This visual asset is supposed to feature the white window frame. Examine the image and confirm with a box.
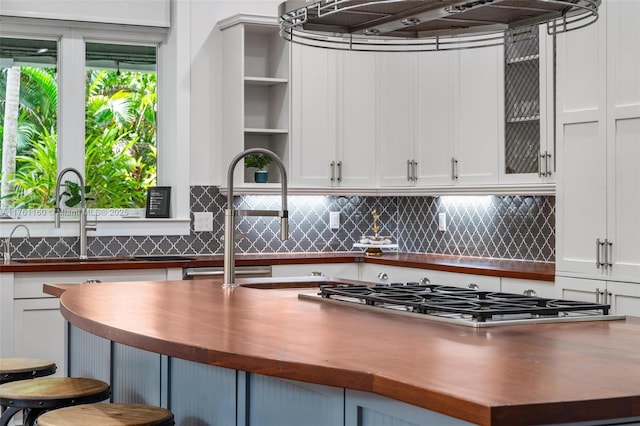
[0,17,190,237]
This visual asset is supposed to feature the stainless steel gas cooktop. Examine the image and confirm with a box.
[299,283,626,328]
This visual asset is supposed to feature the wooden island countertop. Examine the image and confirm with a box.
[48,278,640,426]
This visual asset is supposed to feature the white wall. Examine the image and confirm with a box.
[187,1,281,186]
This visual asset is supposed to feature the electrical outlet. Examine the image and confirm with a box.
[193,212,214,232]
[438,213,447,232]
[329,212,340,230]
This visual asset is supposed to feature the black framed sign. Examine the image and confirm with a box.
[145,186,171,218]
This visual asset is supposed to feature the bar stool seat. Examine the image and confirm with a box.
[37,403,174,426]
[0,377,110,426]
[0,358,56,384]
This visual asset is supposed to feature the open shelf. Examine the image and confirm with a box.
[220,15,290,188]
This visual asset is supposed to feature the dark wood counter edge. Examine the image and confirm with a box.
[363,256,555,282]
[45,281,640,426]
[4,252,554,282]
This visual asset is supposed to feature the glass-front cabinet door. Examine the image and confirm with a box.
[500,26,555,186]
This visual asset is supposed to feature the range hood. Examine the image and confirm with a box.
[278,0,600,51]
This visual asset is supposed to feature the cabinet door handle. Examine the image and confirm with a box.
[596,238,604,268]
[545,152,552,177]
[538,152,545,177]
[330,161,335,182]
[407,160,412,181]
[595,288,601,303]
[337,161,343,182]
[412,160,418,181]
[451,157,458,181]
[604,239,613,270]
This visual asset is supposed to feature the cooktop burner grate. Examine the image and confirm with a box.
[317,284,613,323]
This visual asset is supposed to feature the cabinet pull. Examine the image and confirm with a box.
[604,239,613,270]
[337,161,343,182]
[538,152,545,177]
[407,160,412,181]
[412,160,418,181]
[596,238,604,268]
[595,288,601,303]
[330,161,336,182]
[451,157,458,181]
[538,152,552,177]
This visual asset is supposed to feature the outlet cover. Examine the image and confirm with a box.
[193,212,214,232]
[329,211,340,230]
[438,213,447,232]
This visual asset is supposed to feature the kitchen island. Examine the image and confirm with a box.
[48,278,640,426]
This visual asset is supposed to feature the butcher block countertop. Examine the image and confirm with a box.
[1,252,554,281]
[47,278,639,426]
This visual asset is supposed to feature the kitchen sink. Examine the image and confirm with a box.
[240,281,326,290]
[13,255,197,264]
[14,256,133,263]
[239,277,354,290]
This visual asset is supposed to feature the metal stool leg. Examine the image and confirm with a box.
[24,407,45,426]
[0,406,20,426]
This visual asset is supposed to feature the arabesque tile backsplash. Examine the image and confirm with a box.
[8,186,555,262]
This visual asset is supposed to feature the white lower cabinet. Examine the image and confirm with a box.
[501,277,555,298]
[358,264,502,291]
[271,263,359,280]
[12,298,66,377]
[556,276,640,316]
[5,269,169,375]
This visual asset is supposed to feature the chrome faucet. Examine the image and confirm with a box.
[3,224,30,264]
[224,148,288,287]
[54,167,96,259]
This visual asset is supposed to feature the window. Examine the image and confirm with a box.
[0,37,58,211]
[0,21,161,218]
[84,42,157,209]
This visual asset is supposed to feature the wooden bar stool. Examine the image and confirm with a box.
[0,358,56,384]
[37,403,174,426]
[0,377,110,426]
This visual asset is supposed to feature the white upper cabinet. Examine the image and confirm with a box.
[605,0,640,283]
[376,52,418,187]
[290,45,337,187]
[455,46,502,186]
[336,51,377,187]
[499,26,555,186]
[415,50,456,186]
[556,0,640,283]
[290,47,376,189]
[379,46,502,189]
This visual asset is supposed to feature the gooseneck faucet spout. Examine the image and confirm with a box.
[54,167,96,260]
[224,148,288,287]
[3,224,30,264]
